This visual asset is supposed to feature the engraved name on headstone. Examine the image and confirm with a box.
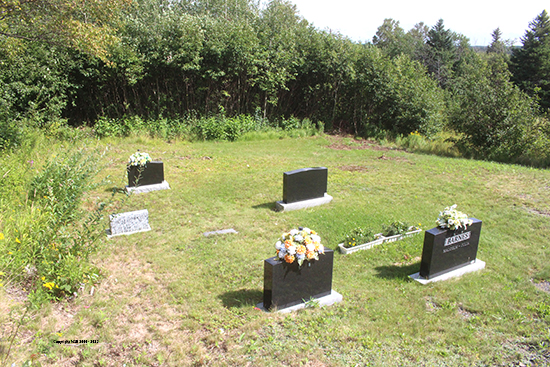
[109,209,151,236]
[283,167,328,203]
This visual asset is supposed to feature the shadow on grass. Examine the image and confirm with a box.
[252,202,277,211]
[374,262,420,280]
[219,288,263,308]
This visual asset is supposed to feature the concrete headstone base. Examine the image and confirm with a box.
[256,290,343,313]
[275,193,333,212]
[410,259,486,284]
[126,181,170,194]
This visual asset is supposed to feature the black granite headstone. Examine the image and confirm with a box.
[263,249,334,310]
[128,161,164,187]
[283,167,328,203]
[419,218,482,279]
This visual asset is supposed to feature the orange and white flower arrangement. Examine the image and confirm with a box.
[275,227,324,266]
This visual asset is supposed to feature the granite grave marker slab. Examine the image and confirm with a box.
[262,248,335,310]
[276,167,333,211]
[418,218,482,279]
[128,161,164,187]
[283,167,327,203]
[109,209,151,236]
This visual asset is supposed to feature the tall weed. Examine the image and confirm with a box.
[0,145,116,306]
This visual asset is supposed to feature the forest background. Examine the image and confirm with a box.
[0,0,550,166]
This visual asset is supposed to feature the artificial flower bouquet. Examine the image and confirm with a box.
[275,227,324,266]
[436,204,473,230]
[128,151,152,167]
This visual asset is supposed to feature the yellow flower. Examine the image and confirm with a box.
[15,238,21,244]
[57,332,63,337]
[43,282,55,290]
[41,276,45,281]
[8,251,12,255]
[0,233,4,240]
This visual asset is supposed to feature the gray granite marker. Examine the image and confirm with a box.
[109,209,151,236]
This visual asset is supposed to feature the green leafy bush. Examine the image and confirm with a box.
[448,54,541,163]
[0,146,113,306]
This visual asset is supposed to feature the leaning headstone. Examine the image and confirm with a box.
[275,167,333,211]
[410,218,485,284]
[108,209,151,237]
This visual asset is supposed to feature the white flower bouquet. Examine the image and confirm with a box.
[436,204,473,230]
[128,151,152,167]
[275,227,324,267]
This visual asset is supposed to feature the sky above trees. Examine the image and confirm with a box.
[287,0,547,46]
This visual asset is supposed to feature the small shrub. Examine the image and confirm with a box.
[94,116,131,138]
[343,228,378,248]
[382,221,411,237]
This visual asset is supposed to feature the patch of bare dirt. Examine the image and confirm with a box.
[533,280,550,294]
[337,165,370,172]
[377,154,415,164]
[457,305,477,320]
[525,207,550,218]
[425,297,441,312]
[326,135,394,151]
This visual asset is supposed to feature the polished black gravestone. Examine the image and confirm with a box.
[419,218,482,279]
[127,161,164,187]
[283,167,328,203]
[263,249,334,310]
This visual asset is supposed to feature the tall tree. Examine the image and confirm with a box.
[425,19,456,87]
[486,28,509,55]
[407,22,429,63]
[255,0,304,117]
[509,10,550,110]
[372,18,411,58]
[0,0,131,61]
[449,52,538,161]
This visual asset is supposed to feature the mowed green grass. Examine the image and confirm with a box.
[3,134,550,366]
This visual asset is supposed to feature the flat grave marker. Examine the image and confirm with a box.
[108,209,151,237]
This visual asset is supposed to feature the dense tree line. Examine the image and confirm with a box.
[0,0,549,164]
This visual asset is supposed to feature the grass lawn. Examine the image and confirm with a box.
[2,134,550,366]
